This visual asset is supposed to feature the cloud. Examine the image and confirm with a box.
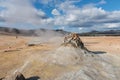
[0,0,48,27]
[37,0,52,5]
[51,9,60,16]
[103,23,120,28]
[81,0,106,9]
[0,0,120,32]
[78,27,83,30]
[98,0,106,5]
[51,0,120,32]
[0,17,5,22]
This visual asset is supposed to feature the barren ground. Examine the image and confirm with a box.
[0,35,120,79]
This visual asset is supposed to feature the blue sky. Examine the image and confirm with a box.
[0,0,120,33]
[33,0,120,17]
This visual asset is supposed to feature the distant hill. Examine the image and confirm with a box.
[0,27,68,36]
[80,30,120,36]
[0,27,120,36]
[0,27,36,36]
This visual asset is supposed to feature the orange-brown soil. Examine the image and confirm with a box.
[0,35,120,79]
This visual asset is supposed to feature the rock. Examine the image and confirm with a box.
[63,33,85,48]
[62,33,90,52]
[2,72,26,80]
[14,72,26,80]
[0,77,4,80]
[27,44,36,46]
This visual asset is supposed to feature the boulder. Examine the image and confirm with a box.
[2,72,26,80]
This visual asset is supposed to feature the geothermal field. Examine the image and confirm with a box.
[0,34,120,80]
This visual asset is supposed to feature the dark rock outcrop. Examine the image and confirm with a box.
[2,72,25,80]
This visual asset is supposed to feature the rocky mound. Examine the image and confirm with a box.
[51,46,93,65]
[46,33,92,65]
[43,33,120,80]
[54,53,120,80]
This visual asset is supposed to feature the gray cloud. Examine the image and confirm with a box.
[0,0,48,26]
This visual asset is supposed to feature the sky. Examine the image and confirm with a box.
[0,0,120,33]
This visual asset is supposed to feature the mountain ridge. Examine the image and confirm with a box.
[0,27,120,36]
